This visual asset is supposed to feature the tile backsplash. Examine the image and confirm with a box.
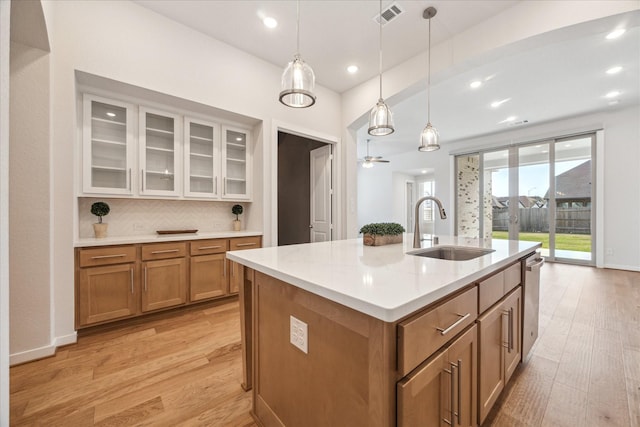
[79,198,248,238]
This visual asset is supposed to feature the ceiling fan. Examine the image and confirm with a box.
[359,139,390,168]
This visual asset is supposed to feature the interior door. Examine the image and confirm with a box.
[309,145,332,242]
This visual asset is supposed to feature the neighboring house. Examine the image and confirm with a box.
[544,160,592,208]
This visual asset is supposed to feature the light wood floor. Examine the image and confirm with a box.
[10,264,640,426]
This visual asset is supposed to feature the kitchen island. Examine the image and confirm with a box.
[226,236,540,426]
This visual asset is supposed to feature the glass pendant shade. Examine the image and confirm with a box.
[418,122,440,151]
[279,54,316,108]
[362,160,374,169]
[368,98,395,136]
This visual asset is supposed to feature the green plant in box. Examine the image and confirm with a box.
[360,222,405,246]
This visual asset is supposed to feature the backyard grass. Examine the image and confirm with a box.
[491,231,591,252]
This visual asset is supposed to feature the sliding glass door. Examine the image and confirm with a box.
[456,134,595,265]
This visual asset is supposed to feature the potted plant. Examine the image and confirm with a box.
[232,204,243,231]
[91,201,110,238]
[359,222,405,246]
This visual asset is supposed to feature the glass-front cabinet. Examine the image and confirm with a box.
[184,118,219,198]
[139,108,182,197]
[82,94,135,194]
[222,126,251,200]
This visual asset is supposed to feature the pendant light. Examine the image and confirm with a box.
[279,0,316,108]
[419,7,439,152]
[367,0,394,136]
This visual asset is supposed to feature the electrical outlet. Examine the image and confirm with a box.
[290,315,308,354]
[605,248,614,256]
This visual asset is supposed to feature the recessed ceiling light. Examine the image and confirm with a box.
[421,170,427,174]
[542,150,549,154]
[565,143,572,147]
[263,17,278,29]
[605,90,621,98]
[606,66,623,75]
[606,28,625,39]
[347,65,358,74]
[498,116,517,124]
[490,98,511,108]
[106,112,116,117]
[470,80,482,89]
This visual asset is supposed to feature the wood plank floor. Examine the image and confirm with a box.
[10,263,640,426]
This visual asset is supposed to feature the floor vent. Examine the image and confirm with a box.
[374,2,404,26]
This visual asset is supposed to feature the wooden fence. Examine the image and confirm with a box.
[492,208,591,234]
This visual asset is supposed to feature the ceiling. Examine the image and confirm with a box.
[133,1,640,161]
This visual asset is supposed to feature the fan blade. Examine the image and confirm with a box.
[370,158,390,163]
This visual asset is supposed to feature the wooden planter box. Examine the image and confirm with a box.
[363,234,403,246]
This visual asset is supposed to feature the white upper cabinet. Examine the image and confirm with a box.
[222,126,251,200]
[139,107,182,197]
[184,117,219,198]
[82,94,135,195]
[80,94,252,201]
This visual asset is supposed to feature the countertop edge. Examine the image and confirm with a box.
[75,230,263,247]
[226,241,540,322]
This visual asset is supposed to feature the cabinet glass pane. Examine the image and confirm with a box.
[225,129,247,195]
[189,122,215,195]
[145,113,175,192]
[90,101,127,189]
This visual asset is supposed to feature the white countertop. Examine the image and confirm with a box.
[226,235,540,322]
[75,230,263,247]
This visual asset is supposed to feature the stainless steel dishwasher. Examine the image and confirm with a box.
[523,251,544,361]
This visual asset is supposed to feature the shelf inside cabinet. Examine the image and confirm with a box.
[190,152,213,159]
[147,170,175,177]
[146,127,174,137]
[227,157,246,164]
[190,174,214,179]
[92,117,126,127]
[92,165,127,172]
[92,138,126,146]
[226,177,246,183]
[226,142,246,150]
[146,146,174,153]
[190,135,213,142]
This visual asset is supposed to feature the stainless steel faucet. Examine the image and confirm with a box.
[413,196,447,248]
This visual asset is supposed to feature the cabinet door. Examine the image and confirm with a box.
[190,253,227,301]
[503,287,522,383]
[184,117,219,198]
[447,325,477,427]
[82,94,135,195]
[397,349,449,427]
[142,258,187,312]
[78,263,136,326]
[139,107,182,196]
[222,126,251,200]
[229,260,243,294]
[478,299,506,425]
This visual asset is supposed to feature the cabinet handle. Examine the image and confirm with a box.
[526,257,545,271]
[90,254,127,260]
[150,249,180,254]
[235,242,257,247]
[141,169,144,192]
[456,359,462,425]
[509,307,514,352]
[130,267,134,294]
[214,176,217,195]
[502,311,510,349]
[128,168,132,191]
[443,367,453,426]
[144,266,148,292]
[436,313,471,336]
[198,245,222,250]
[223,260,227,278]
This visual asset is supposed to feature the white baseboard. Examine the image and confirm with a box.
[603,263,640,272]
[10,332,77,366]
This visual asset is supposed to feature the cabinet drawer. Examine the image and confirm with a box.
[229,236,261,251]
[141,242,187,260]
[398,286,478,376]
[190,239,228,255]
[478,271,504,314]
[503,262,521,294]
[79,245,136,267]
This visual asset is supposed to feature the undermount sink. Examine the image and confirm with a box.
[408,246,495,261]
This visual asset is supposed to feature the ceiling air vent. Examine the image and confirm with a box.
[374,2,404,26]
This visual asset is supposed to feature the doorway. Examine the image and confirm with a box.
[277,132,332,246]
[456,133,596,265]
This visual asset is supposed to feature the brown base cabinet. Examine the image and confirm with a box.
[478,286,522,424]
[75,235,261,328]
[397,324,477,427]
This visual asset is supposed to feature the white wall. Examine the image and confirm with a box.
[1,0,11,422]
[342,1,640,239]
[9,41,52,362]
[363,106,640,271]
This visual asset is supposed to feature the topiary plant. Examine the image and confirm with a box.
[232,204,243,221]
[91,201,110,224]
[359,222,405,236]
